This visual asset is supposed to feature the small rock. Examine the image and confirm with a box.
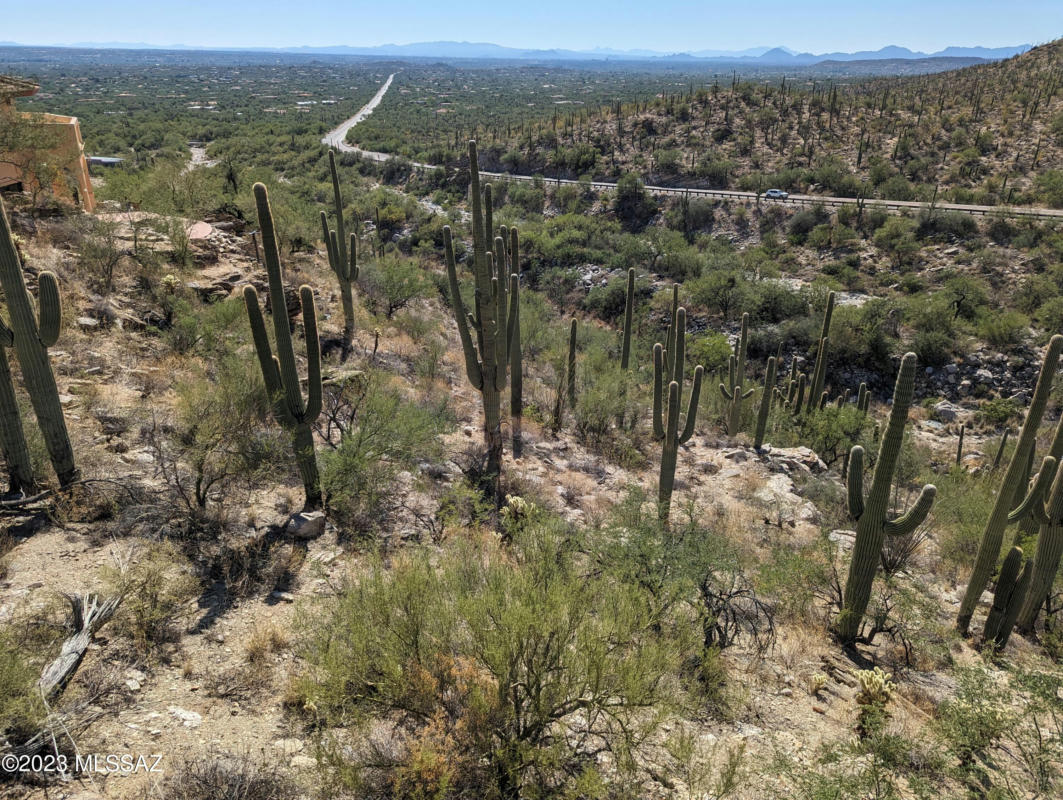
[779,688,794,698]
[697,460,721,475]
[168,706,202,728]
[933,401,963,422]
[76,316,100,331]
[270,590,296,603]
[290,754,316,769]
[286,510,326,540]
[813,705,826,714]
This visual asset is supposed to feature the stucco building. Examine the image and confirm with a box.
[0,74,96,211]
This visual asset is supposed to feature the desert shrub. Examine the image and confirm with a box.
[1037,296,1063,335]
[150,355,286,514]
[296,516,694,798]
[359,258,433,319]
[583,270,649,323]
[688,270,754,321]
[929,469,999,571]
[935,666,1016,771]
[507,180,544,214]
[746,280,807,324]
[787,206,830,245]
[688,331,734,374]
[160,751,300,800]
[873,216,920,268]
[0,632,44,745]
[978,310,1029,349]
[978,397,1019,427]
[784,406,873,467]
[103,541,201,656]
[319,371,449,535]
[614,173,657,231]
[911,330,954,367]
[828,300,899,376]
[593,491,773,706]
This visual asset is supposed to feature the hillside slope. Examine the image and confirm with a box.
[482,39,1063,208]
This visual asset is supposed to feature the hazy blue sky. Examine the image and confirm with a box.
[4,1,1061,53]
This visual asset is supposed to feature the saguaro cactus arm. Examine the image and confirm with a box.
[1007,457,1057,524]
[444,226,484,391]
[883,484,937,536]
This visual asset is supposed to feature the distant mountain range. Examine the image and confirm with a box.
[1,40,1033,64]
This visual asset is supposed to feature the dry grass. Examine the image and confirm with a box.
[245,622,290,665]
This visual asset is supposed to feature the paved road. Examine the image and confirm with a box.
[320,72,397,158]
[321,75,1063,221]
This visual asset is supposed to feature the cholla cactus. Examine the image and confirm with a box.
[161,274,180,294]
[958,335,1063,634]
[854,667,895,707]
[835,353,936,643]
[808,672,828,696]
[500,494,536,529]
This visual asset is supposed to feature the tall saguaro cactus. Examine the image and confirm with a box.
[806,291,835,414]
[0,197,77,487]
[620,267,635,370]
[244,183,323,510]
[321,150,358,359]
[957,335,1063,634]
[506,229,523,459]
[835,353,936,643]
[653,307,703,521]
[719,313,753,436]
[753,356,777,451]
[443,141,519,490]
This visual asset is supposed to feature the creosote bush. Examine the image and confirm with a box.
[295,512,699,799]
[319,370,450,535]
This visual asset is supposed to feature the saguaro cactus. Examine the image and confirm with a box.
[857,382,870,414]
[958,335,1063,634]
[321,150,358,359]
[719,313,753,436]
[442,141,519,490]
[620,267,635,370]
[982,546,1032,650]
[244,183,323,510]
[506,229,523,459]
[652,307,703,521]
[567,318,577,409]
[0,197,77,486]
[0,343,34,493]
[835,353,936,643]
[753,355,777,451]
[1015,413,1063,633]
[806,292,835,414]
